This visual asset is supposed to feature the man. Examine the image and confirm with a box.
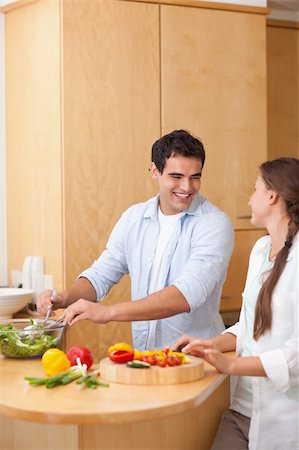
[38,130,234,350]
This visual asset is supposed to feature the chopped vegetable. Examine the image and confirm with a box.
[107,343,187,367]
[0,322,58,358]
[136,348,187,367]
[25,364,87,388]
[42,348,71,376]
[67,346,93,369]
[109,349,135,364]
[126,360,151,369]
[108,342,133,354]
[76,372,109,389]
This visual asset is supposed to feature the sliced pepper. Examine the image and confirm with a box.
[109,349,134,364]
[42,348,71,377]
[108,342,133,354]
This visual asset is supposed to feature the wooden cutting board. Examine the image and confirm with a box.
[99,356,204,385]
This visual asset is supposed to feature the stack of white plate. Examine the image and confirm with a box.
[0,288,33,319]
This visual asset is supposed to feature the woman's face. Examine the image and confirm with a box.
[249,175,272,227]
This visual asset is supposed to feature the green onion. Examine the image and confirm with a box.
[25,364,87,389]
[76,372,109,389]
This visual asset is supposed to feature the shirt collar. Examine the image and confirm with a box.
[143,193,205,219]
[257,233,298,262]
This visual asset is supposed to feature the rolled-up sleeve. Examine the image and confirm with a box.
[259,337,299,392]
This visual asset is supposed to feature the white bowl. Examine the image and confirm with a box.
[0,288,33,319]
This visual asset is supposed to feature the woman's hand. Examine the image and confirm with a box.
[172,336,234,374]
[200,347,233,374]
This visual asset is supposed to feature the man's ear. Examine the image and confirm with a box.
[149,162,159,179]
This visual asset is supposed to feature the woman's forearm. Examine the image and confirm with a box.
[228,355,266,376]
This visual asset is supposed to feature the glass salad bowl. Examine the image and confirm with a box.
[0,318,65,359]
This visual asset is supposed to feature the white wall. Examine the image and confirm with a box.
[0,12,7,286]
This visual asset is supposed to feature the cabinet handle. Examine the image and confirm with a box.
[221,295,231,299]
[237,215,251,219]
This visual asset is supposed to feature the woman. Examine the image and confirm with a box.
[173,157,299,450]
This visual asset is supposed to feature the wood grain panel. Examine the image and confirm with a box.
[267,24,299,159]
[221,228,266,313]
[62,0,160,358]
[63,0,160,283]
[79,378,229,450]
[99,355,204,385]
[5,0,63,289]
[0,374,229,450]
[161,6,267,228]
[0,415,78,450]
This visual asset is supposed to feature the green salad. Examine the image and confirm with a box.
[0,320,58,358]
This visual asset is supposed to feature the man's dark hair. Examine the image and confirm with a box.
[151,129,205,174]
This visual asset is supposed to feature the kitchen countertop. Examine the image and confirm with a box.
[0,350,234,450]
[0,355,231,425]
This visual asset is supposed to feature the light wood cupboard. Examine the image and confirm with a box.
[161,5,267,229]
[4,0,268,359]
[5,0,160,358]
[221,228,266,315]
[267,20,299,160]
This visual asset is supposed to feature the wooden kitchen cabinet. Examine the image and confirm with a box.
[267,20,299,160]
[5,0,160,358]
[4,0,269,359]
[221,228,266,316]
[161,4,267,229]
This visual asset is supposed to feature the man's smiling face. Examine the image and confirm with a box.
[150,153,202,215]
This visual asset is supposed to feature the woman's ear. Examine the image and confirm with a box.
[269,191,279,205]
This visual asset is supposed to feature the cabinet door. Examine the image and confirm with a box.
[63,0,160,359]
[267,23,299,160]
[221,229,266,313]
[6,0,63,287]
[161,5,267,228]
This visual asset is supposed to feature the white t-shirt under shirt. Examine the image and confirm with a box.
[146,208,184,348]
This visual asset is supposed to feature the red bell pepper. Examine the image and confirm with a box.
[67,346,94,369]
[109,349,134,364]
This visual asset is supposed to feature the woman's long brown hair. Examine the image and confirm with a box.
[253,157,299,340]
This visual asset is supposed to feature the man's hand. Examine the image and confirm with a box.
[37,290,63,315]
[37,278,97,316]
[60,299,112,326]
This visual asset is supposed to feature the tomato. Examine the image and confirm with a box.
[66,346,94,369]
[109,349,134,364]
[136,348,188,367]
[156,358,167,367]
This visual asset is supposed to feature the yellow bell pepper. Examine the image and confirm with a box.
[108,342,133,354]
[133,348,141,360]
[42,348,71,377]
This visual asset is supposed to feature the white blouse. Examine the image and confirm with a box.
[225,234,299,450]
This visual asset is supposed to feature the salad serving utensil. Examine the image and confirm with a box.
[44,316,65,330]
[42,305,53,327]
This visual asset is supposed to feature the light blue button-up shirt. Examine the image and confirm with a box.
[80,193,234,350]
